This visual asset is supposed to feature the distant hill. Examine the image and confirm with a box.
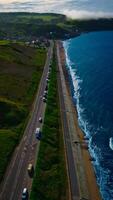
[0,12,113,40]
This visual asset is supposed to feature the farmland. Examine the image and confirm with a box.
[0,41,46,182]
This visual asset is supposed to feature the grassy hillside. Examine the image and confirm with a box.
[30,49,68,200]
[0,13,113,40]
[0,42,46,103]
[0,41,46,182]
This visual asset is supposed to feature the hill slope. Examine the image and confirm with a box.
[0,41,46,182]
[0,13,113,40]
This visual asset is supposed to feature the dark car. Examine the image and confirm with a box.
[45,85,48,91]
[36,132,41,140]
[43,93,47,98]
[43,97,46,102]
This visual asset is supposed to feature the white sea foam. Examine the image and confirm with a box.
[63,40,112,200]
[109,137,113,150]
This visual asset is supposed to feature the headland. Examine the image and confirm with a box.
[0,12,113,40]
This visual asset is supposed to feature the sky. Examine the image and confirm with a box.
[0,0,113,19]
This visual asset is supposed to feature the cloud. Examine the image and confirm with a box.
[0,0,113,20]
[62,9,113,19]
[0,0,23,3]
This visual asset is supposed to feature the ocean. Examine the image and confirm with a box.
[63,31,113,200]
[1,0,113,198]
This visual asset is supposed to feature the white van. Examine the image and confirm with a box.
[35,127,41,140]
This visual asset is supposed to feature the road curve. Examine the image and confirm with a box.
[0,42,53,200]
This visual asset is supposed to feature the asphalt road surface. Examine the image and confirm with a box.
[0,42,53,200]
[56,42,80,200]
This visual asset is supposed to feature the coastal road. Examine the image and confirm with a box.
[0,42,53,200]
[56,41,80,200]
[56,41,102,200]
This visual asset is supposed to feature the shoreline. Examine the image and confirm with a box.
[58,40,102,200]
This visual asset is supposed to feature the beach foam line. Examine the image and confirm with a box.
[63,40,112,199]
[109,137,113,150]
[59,40,102,199]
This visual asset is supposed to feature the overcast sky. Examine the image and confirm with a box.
[0,0,113,19]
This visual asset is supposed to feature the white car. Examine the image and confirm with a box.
[44,90,48,95]
[35,127,41,140]
[22,188,28,200]
[39,117,42,123]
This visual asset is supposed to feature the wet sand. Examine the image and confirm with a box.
[58,40,102,200]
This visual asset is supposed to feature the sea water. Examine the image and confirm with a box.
[63,31,113,200]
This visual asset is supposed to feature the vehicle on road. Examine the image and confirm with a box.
[27,163,34,177]
[39,117,42,123]
[43,97,46,103]
[47,73,50,78]
[47,71,50,76]
[45,85,48,91]
[35,127,41,140]
[44,90,48,95]
[43,92,47,98]
[22,188,29,200]
[46,78,49,83]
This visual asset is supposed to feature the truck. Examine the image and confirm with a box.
[27,163,34,177]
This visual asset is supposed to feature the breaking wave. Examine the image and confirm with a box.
[63,35,113,199]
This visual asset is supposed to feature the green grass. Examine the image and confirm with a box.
[18,14,58,22]
[0,42,47,182]
[33,49,47,66]
[30,49,68,200]
[0,129,19,182]
[0,40,10,45]
[0,98,27,128]
[0,44,46,103]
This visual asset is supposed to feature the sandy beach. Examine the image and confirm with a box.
[58,40,102,200]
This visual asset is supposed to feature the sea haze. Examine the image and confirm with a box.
[63,31,113,200]
[0,0,113,19]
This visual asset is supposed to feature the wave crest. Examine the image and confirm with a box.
[109,137,113,150]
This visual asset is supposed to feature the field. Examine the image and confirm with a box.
[30,50,68,200]
[0,41,46,182]
[17,13,61,22]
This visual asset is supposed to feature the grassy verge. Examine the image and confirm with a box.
[30,49,68,200]
[0,42,46,182]
[0,129,18,181]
